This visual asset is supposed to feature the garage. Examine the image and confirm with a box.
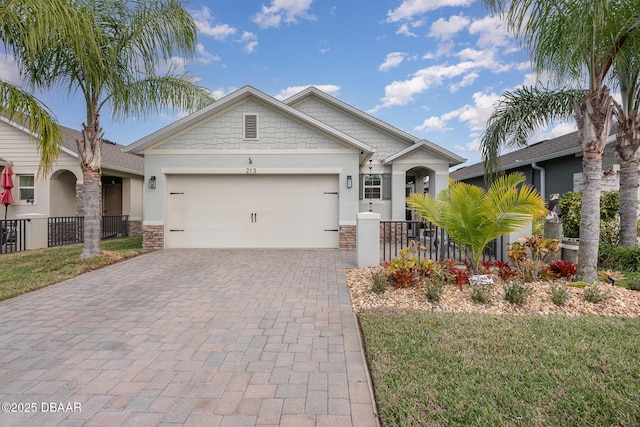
[166,174,339,248]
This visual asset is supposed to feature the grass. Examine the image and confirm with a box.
[0,237,149,301]
[360,310,640,427]
[618,272,640,291]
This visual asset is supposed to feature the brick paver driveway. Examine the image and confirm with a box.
[0,249,378,426]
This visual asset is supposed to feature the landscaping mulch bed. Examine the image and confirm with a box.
[347,266,640,318]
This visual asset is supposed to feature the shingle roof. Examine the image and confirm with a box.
[60,126,144,174]
[450,131,581,181]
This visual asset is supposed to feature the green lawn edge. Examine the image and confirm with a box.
[0,237,150,301]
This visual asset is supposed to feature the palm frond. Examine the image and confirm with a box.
[0,80,62,176]
[480,86,585,178]
[108,75,215,121]
[407,173,546,270]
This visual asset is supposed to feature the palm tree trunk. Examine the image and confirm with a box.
[78,117,103,258]
[619,158,639,247]
[81,166,101,258]
[577,150,603,281]
[616,117,640,248]
[575,87,613,282]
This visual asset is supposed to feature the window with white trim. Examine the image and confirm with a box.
[18,174,35,201]
[244,113,258,140]
[363,174,382,199]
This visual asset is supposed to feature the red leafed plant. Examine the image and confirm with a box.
[450,267,470,291]
[547,259,577,278]
[494,260,518,280]
[480,260,494,274]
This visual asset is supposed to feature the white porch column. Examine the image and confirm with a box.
[429,167,449,196]
[357,212,381,267]
[391,168,406,221]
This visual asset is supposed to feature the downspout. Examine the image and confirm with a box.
[531,162,545,199]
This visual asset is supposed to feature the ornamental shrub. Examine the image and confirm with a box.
[558,190,621,244]
[599,244,640,272]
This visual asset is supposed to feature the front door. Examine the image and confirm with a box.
[102,177,123,216]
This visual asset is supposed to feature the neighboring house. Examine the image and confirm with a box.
[0,116,144,235]
[125,86,465,250]
[449,130,620,201]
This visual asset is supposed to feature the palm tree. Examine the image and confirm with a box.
[12,0,215,257]
[406,173,546,273]
[480,0,640,282]
[0,0,95,175]
[612,45,640,248]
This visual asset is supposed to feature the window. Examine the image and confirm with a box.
[18,174,35,201]
[363,174,382,199]
[244,113,258,139]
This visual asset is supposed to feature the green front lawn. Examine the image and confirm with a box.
[0,237,149,301]
[360,310,640,427]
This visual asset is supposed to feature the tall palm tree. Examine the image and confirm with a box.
[406,173,546,273]
[12,0,215,258]
[612,44,640,248]
[480,0,640,282]
[0,0,95,175]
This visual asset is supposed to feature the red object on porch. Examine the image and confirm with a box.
[1,165,14,220]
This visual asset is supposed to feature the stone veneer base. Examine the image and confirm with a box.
[142,225,164,250]
[339,225,356,251]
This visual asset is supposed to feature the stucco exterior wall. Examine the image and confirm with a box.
[0,120,82,219]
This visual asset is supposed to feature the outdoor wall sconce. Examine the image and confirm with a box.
[148,176,156,189]
[347,175,352,188]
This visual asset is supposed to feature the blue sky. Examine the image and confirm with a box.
[1,0,579,168]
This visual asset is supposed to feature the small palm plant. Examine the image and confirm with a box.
[406,172,546,274]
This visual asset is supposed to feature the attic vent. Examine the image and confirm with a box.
[244,113,258,140]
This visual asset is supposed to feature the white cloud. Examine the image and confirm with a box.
[156,56,187,75]
[0,54,21,85]
[238,32,259,54]
[386,0,475,23]
[396,23,418,37]
[531,122,577,143]
[195,43,221,65]
[429,14,470,41]
[456,48,487,62]
[274,84,340,100]
[252,0,315,29]
[455,137,481,152]
[450,72,478,92]
[379,52,407,72]
[192,7,237,41]
[244,41,259,54]
[468,15,511,48]
[414,116,452,132]
[210,87,238,100]
[456,91,501,130]
[371,61,483,112]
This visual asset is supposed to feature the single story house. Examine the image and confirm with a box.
[125,85,465,250]
[0,116,144,234]
[449,130,620,201]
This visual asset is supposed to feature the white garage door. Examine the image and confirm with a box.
[167,174,339,248]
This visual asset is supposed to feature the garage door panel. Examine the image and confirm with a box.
[167,175,339,248]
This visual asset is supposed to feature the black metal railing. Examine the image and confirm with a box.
[1,219,28,254]
[102,215,129,240]
[381,220,506,263]
[49,216,84,247]
[48,215,129,247]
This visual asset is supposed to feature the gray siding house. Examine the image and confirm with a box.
[450,130,618,201]
[125,86,465,250]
